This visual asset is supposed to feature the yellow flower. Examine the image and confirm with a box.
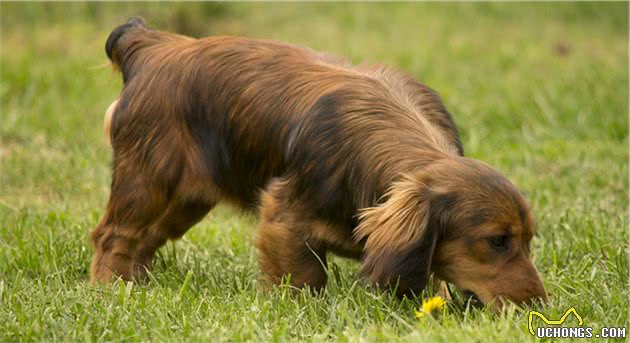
[415,296,446,319]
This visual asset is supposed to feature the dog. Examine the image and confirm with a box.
[91,17,547,310]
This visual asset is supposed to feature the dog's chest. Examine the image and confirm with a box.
[310,220,364,259]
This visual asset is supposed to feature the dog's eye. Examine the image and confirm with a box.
[488,235,509,252]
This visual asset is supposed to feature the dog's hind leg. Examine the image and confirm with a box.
[255,179,329,291]
[90,160,218,282]
[133,199,215,277]
[90,168,170,283]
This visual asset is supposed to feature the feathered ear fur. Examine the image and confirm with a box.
[355,173,439,298]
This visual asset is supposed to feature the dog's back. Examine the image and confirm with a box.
[105,20,462,220]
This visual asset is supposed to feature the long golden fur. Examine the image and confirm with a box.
[91,18,546,309]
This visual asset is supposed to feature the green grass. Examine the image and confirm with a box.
[1,2,628,342]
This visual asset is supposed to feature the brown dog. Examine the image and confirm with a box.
[91,18,546,310]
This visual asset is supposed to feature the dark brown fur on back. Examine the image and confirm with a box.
[92,18,545,308]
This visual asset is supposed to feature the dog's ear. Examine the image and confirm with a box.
[355,173,439,299]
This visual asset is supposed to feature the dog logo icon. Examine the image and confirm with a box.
[528,307,583,336]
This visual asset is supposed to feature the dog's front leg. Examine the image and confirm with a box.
[255,180,329,291]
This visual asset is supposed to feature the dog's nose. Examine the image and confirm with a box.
[526,281,548,305]
[520,262,548,305]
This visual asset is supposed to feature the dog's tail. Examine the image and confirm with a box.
[103,18,195,143]
[103,17,144,145]
[105,17,193,82]
[104,17,153,145]
[105,17,150,82]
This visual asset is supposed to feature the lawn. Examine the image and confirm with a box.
[1,2,628,342]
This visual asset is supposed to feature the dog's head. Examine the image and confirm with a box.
[355,156,546,310]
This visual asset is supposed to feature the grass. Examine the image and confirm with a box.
[1,2,628,342]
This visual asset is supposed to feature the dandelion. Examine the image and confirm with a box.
[415,296,446,319]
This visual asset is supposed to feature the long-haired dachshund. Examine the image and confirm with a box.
[92,18,547,310]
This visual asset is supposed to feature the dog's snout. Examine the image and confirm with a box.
[518,261,548,305]
[524,277,548,305]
